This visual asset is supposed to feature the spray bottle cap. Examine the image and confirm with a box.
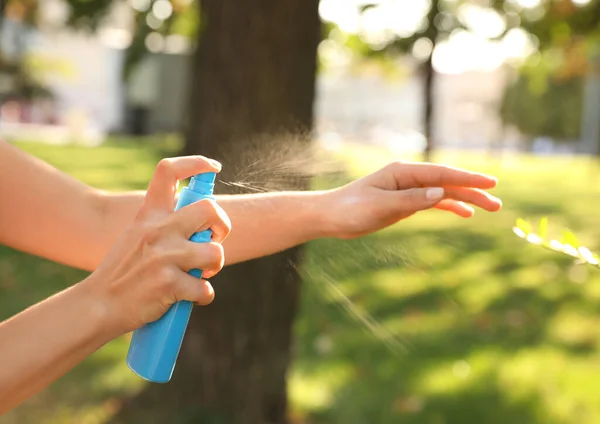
[188,172,216,195]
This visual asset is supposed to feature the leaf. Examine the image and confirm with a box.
[561,228,580,248]
[516,218,532,235]
[513,227,526,239]
[538,217,548,240]
[526,233,543,245]
[562,244,580,258]
[359,3,378,13]
[513,220,600,270]
[549,240,563,251]
[578,246,599,265]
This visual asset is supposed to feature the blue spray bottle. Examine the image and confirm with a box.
[126,172,216,383]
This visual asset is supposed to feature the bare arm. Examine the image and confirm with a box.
[0,281,111,414]
[0,140,501,272]
[0,141,328,271]
[0,141,107,270]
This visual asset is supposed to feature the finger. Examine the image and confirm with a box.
[393,186,447,214]
[442,187,502,212]
[170,199,232,243]
[434,199,475,218]
[385,162,498,190]
[143,156,221,211]
[174,242,224,278]
[174,273,215,306]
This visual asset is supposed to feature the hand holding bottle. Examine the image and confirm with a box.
[83,156,231,337]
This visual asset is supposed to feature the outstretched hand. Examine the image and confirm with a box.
[322,161,502,239]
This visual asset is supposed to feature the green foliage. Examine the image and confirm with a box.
[500,64,584,141]
[522,0,600,50]
[63,0,115,31]
[123,2,200,79]
[497,0,600,141]
[2,0,200,80]
[3,0,38,26]
[514,217,600,268]
[0,55,54,101]
[0,1,51,100]
[333,0,600,144]
[343,0,523,60]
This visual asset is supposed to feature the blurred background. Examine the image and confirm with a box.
[2,0,600,423]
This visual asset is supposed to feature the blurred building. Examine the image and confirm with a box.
[315,66,515,153]
[0,0,129,145]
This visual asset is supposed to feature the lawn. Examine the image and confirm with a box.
[3,138,600,424]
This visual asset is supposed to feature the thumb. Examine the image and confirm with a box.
[397,187,445,212]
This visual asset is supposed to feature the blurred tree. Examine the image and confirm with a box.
[500,52,584,144]
[346,0,445,161]
[65,0,200,79]
[499,0,600,148]
[327,0,525,161]
[522,0,600,57]
[0,0,52,104]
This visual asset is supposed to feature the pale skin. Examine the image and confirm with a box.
[0,140,502,413]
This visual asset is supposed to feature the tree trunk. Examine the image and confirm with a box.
[422,52,435,162]
[112,1,321,423]
[180,0,321,419]
[0,1,6,34]
[422,0,439,163]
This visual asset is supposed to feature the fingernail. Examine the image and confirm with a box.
[426,187,444,200]
[210,160,222,171]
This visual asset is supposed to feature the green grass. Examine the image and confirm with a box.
[3,139,600,423]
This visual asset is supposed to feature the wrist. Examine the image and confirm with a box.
[77,275,127,342]
[310,189,343,239]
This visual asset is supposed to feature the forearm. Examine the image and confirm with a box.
[218,191,329,264]
[0,280,113,414]
[98,190,331,268]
